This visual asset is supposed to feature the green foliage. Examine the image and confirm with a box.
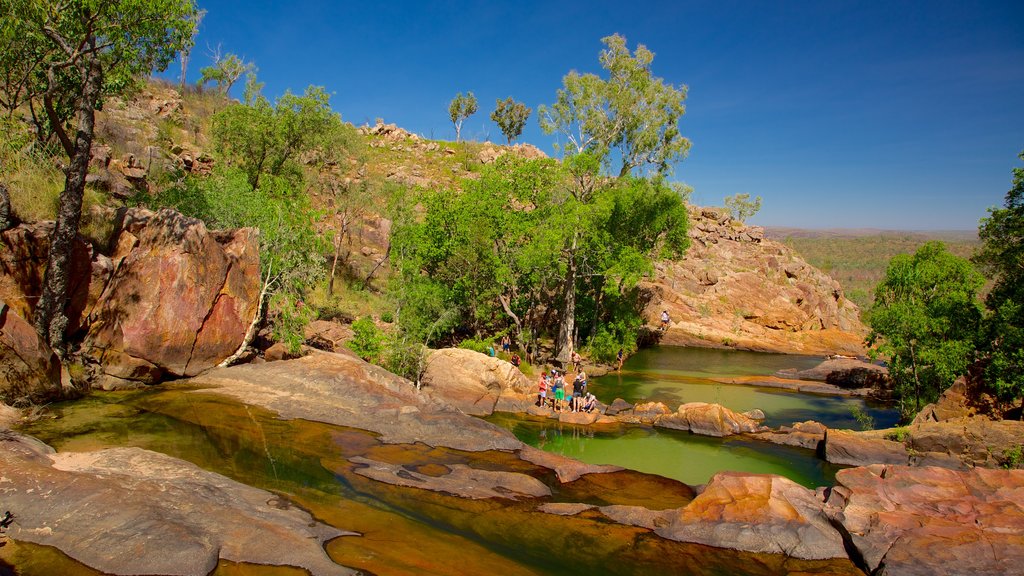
[448,91,477,143]
[1003,445,1023,469]
[868,241,984,420]
[586,319,639,363]
[538,33,690,177]
[975,151,1024,406]
[884,426,910,443]
[212,77,338,189]
[457,337,492,354]
[724,193,762,223]
[490,97,531,144]
[348,316,384,363]
[850,405,875,431]
[198,52,254,95]
[0,0,199,147]
[272,293,316,354]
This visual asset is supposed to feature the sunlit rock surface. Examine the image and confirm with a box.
[0,432,356,576]
[826,464,1024,576]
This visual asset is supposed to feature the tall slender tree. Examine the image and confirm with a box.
[448,91,477,143]
[0,0,198,353]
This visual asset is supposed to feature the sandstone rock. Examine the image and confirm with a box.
[0,221,103,336]
[264,342,300,362]
[351,456,551,500]
[824,429,908,466]
[0,303,66,405]
[538,502,597,516]
[906,419,1024,469]
[825,464,1024,576]
[188,351,523,452]
[655,402,764,437]
[419,348,532,416]
[642,205,866,356]
[0,432,356,576]
[743,408,766,420]
[753,420,828,450]
[912,376,975,424]
[654,472,847,560]
[85,208,260,381]
[558,410,599,425]
[518,445,623,482]
[605,397,634,415]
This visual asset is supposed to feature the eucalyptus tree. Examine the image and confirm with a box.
[490,97,531,144]
[0,0,199,352]
[198,50,253,95]
[448,91,477,143]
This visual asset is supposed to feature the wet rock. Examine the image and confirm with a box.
[825,464,1024,576]
[620,401,671,424]
[0,303,66,405]
[655,402,764,437]
[351,456,550,500]
[656,472,847,560]
[752,420,827,450]
[605,397,634,415]
[419,348,532,416]
[188,351,523,452]
[538,502,596,516]
[558,410,599,425]
[743,408,766,420]
[85,208,260,381]
[518,445,623,483]
[599,504,674,530]
[824,429,908,466]
[0,432,357,576]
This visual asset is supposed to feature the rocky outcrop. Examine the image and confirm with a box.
[85,208,260,388]
[0,431,356,576]
[660,472,846,560]
[419,348,533,415]
[825,464,1024,576]
[823,420,1024,470]
[655,402,765,437]
[187,350,523,452]
[0,221,108,337]
[824,429,910,467]
[0,303,67,405]
[642,206,866,355]
[751,420,827,450]
[777,357,888,388]
[351,456,551,500]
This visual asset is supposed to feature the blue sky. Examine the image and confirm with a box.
[176,1,1024,230]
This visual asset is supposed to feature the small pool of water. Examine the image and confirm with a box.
[594,347,898,429]
[489,413,843,489]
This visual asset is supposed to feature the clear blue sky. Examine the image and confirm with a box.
[175,0,1024,230]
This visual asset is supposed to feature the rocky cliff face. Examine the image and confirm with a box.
[642,206,866,355]
[84,208,261,389]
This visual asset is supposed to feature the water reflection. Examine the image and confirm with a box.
[596,346,898,429]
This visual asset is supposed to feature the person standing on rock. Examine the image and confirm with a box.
[487,343,496,357]
[617,348,624,371]
[571,349,582,372]
[571,374,584,412]
[660,310,670,331]
[537,373,548,407]
[553,373,566,412]
[501,334,510,354]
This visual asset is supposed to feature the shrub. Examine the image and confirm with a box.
[458,337,491,354]
[348,316,384,363]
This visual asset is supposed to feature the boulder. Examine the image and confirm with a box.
[653,472,847,560]
[824,429,908,466]
[906,419,1024,469]
[85,208,260,383]
[825,464,1024,576]
[0,303,66,405]
[912,376,975,424]
[753,420,827,450]
[605,397,634,415]
[187,351,523,452]
[518,445,623,483]
[655,402,764,437]
[350,456,551,500]
[0,432,356,576]
[0,221,105,336]
[303,319,353,352]
[618,401,671,424]
[419,348,532,416]
[558,410,599,425]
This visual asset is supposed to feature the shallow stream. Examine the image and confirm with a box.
[3,347,880,575]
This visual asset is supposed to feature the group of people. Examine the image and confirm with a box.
[536,370,597,413]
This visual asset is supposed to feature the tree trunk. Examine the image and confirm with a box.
[555,237,579,363]
[0,183,12,232]
[219,266,271,368]
[34,57,102,354]
[498,293,524,345]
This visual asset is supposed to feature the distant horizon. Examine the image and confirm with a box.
[172,0,1024,230]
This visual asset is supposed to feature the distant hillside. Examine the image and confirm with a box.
[763,227,981,311]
